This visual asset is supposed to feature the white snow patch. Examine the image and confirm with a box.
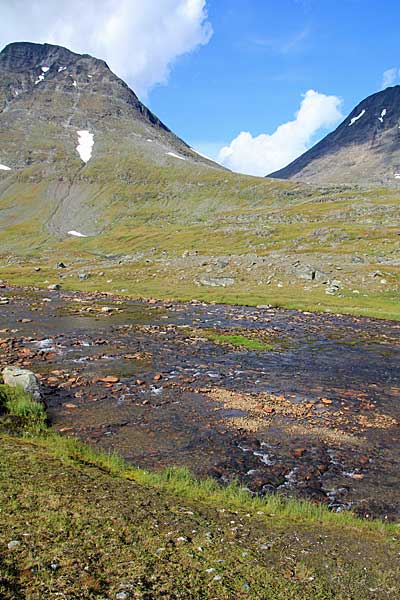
[58,66,67,72]
[67,230,88,238]
[378,108,387,123]
[34,74,45,85]
[0,164,11,171]
[146,138,153,142]
[166,151,186,161]
[394,173,400,179]
[76,130,94,163]
[41,66,50,73]
[349,109,365,126]
[72,80,77,88]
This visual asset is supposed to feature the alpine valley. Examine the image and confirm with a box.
[0,41,398,319]
[1,40,400,600]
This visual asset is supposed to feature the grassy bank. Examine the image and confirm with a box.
[1,386,399,599]
[2,265,400,321]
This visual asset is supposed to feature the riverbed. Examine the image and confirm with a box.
[1,287,399,519]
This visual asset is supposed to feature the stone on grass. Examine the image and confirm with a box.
[2,366,42,402]
[7,540,21,550]
[197,276,234,287]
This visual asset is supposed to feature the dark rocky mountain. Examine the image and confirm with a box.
[268,86,400,185]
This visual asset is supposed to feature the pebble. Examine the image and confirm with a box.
[7,540,21,550]
[99,376,120,383]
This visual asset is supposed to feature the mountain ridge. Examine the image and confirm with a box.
[268,85,400,185]
[0,40,233,182]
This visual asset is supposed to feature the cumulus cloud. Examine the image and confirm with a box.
[0,0,212,97]
[381,67,400,89]
[218,90,343,176]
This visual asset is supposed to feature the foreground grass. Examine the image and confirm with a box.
[0,385,47,433]
[1,387,399,599]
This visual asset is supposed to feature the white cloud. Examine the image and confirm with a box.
[0,0,212,97]
[381,67,400,89]
[218,90,342,176]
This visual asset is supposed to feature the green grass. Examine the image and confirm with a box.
[0,384,47,434]
[1,156,399,321]
[1,384,399,598]
[201,331,274,351]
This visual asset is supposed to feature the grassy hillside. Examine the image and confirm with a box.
[1,158,399,320]
[1,41,399,319]
[1,386,399,599]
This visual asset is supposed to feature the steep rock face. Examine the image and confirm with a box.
[268,86,400,185]
[0,41,170,128]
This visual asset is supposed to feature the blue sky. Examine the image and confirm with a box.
[2,0,400,175]
[147,0,400,168]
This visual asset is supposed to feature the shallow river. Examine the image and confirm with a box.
[1,288,399,519]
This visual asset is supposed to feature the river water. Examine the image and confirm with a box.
[1,288,399,519]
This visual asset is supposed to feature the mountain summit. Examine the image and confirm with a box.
[268,86,400,185]
[0,41,216,173]
[0,41,222,238]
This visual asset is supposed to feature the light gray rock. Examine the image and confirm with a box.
[7,540,21,550]
[292,262,327,282]
[2,366,42,402]
[325,280,341,295]
[101,306,113,313]
[197,276,234,287]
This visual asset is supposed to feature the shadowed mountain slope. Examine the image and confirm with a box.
[269,86,400,185]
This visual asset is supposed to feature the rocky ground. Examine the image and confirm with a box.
[0,286,399,520]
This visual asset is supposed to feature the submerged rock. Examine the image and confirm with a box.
[2,366,42,402]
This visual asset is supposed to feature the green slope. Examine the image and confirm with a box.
[1,387,399,600]
[0,42,399,319]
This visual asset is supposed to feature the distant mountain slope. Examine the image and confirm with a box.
[0,41,218,172]
[268,86,400,185]
[0,41,227,238]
